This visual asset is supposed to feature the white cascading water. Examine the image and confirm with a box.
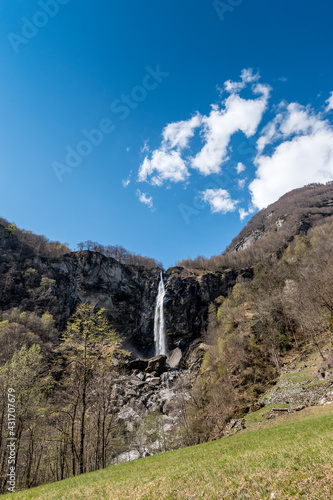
[154,272,167,356]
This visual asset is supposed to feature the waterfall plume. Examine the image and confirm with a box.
[154,272,167,356]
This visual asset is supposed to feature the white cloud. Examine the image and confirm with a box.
[238,178,246,189]
[135,72,333,220]
[224,68,260,94]
[239,208,250,221]
[122,171,132,188]
[136,189,153,209]
[326,92,333,112]
[137,115,201,186]
[191,85,270,175]
[138,69,270,186]
[280,103,325,136]
[241,68,260,84]
[201,188,238,214]
[141,140,150,154]
[256,117,281,154]
[162,113,201,150]
[250,104,333,209]
[257,102,326,155]
[239,203,255,221]
[138,149,189,186]
[252,82,271,100]
[224,79,245,94]
[236,162,246,174]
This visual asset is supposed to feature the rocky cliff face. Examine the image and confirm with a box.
[0,232,241,356]
[47,256,244,356]
[163,267,245,353]
[134,266,244,356]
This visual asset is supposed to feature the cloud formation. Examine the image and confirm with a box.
[138,149,189,186]
[162,113,202,150]
[236,162,246,174]
[136,189,153,209]
[224,68,260,94]
[122,171,132,188]
[190,84,270,175]
[136,72,333,220]
[138,69,270,186]
[251,102,333,209]
[201,188,238,214]
[326,92,333,112]
[239,207,254,221]
[238,178,246,189]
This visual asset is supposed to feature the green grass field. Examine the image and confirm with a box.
[3,404,333,499]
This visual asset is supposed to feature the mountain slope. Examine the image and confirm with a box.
[227,182,333,253]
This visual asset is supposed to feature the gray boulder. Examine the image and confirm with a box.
[169,347,185,368]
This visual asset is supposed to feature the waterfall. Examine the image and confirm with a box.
[154,272,167,356]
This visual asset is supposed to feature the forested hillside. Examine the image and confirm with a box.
[177,182,333,270]
[0,183,333,493]
[183,220,333,441]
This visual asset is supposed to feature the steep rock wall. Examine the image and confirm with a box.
[0,233,242,356]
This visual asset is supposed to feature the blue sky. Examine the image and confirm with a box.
[1,0,333,268]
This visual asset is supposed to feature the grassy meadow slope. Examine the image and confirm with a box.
[3,404,333,500]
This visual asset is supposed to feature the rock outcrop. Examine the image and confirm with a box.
[0,235,240,356]
[128,355,167,375]
[168,348,185,369]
